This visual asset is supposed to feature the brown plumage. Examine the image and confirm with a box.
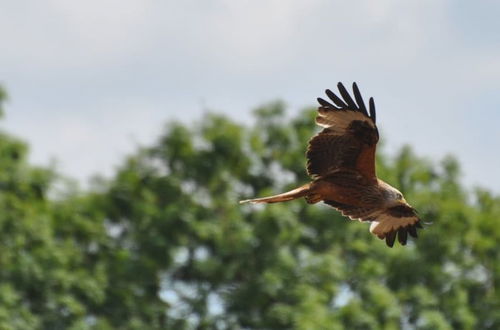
[240,82,423,247]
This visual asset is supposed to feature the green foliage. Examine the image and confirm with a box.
[1,88,500,329]
[0,132,108,329]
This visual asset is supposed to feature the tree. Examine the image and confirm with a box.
[97,102,500,329]
[0,88,499,329]
[0,87,111,330]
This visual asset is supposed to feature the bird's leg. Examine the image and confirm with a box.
[306,181,329,204]
[306,179,345,205]
[305,193,323,204]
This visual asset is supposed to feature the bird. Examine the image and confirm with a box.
[240,82,423,247]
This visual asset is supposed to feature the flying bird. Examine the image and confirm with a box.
[240,82,423,247]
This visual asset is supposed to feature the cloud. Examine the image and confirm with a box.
[1,0,499,190]
[0,0,154,72]
[6,97,164,182]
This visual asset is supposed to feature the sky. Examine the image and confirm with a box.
[1,0,499,191]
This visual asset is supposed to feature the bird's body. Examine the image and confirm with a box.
[240,82,423,247]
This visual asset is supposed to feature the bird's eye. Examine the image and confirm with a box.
[396,193,403,200]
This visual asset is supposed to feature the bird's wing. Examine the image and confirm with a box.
[324,199,379,219]
[307,82,379,182]
[324,201,422,247]
[368,204,422,247]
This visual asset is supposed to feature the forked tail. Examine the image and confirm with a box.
[239,183,311,204]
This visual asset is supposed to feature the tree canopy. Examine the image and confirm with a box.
[0,90,499,329]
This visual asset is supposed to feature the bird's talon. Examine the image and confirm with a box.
[305,194,322,204]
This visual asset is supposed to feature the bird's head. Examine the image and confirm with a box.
[394,189,407,204]
[384,185,408,207]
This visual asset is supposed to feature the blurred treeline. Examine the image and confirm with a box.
[0,88,499,330]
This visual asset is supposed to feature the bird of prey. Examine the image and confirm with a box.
[240,82,423,247]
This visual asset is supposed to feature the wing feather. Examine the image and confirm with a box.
[325,89,348,108]
[352,82,369,117]
[307,135,360,176]
[326,205,422,247]
[369,204,422,247]
[317,97,336,108]
[324,200,379,219]
[337,82,358,109]
[369,97,376,123]
[307,82,379,181]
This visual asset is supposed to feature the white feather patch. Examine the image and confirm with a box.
[369,214,419,238]
[316,110,374,132]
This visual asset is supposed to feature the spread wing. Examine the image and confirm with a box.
[369,204,422,247]
[307,82,379,182]
[324,201,422,247]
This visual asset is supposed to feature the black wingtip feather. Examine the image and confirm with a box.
[319,83,376,123]
[325,89,348,108]
[337,82,358,109]
[398,228,408,245]
[352,82,369,117]
[381,220,423,247]
[369,97,376,123]
[385,231,397,247]
[408,226,418,238]
[317,97,335,108]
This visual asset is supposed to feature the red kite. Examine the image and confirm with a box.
[240,82,422,247]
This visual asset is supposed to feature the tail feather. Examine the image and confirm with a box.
[239,184,311,204]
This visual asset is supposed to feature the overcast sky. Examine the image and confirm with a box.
[1,0,499,191]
